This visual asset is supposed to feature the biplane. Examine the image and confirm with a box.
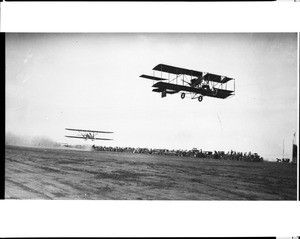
[140,64,235,102]
[65,128,113,141]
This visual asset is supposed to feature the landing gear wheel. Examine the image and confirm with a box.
[212,88,218,96]
[198,96,203,102]
[181,93,185,99]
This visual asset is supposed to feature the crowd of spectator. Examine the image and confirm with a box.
[276,158,290,163]
[91,145,264,162]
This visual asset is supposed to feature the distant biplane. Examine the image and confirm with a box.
[65,128,113,141]
[140,64,235,102]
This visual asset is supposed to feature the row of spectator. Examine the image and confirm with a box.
[91,145,264,162]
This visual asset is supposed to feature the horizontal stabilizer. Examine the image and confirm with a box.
[166,90,179,94]
[140,74,168,81]
[152,88,162,92]
[153,88,179,94]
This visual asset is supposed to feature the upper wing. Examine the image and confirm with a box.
[202,73,234,83]
[202,73,222,83]
[65,128,113,133]
[153,64,203,78]
[152,64,234,84]
[140,74,168,81]
[221,76,234,84]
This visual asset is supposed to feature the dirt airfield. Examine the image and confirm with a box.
[5,145,297,200]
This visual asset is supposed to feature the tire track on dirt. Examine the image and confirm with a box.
[6,178,52,199]
[5,145,297,200]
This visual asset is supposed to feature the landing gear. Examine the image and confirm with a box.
[181,93,185,99]
[198,95,203,102]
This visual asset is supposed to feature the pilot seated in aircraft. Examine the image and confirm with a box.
[201,80,210,90]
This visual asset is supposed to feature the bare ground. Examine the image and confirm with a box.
[5,145,297,200]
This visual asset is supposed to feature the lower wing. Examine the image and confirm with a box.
[65,135,113,140]
[153,82,234,99]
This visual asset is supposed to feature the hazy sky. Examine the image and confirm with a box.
[5,33,298,160]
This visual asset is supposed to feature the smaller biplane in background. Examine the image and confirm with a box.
[65,128,113,141]
[140,64,235,102]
